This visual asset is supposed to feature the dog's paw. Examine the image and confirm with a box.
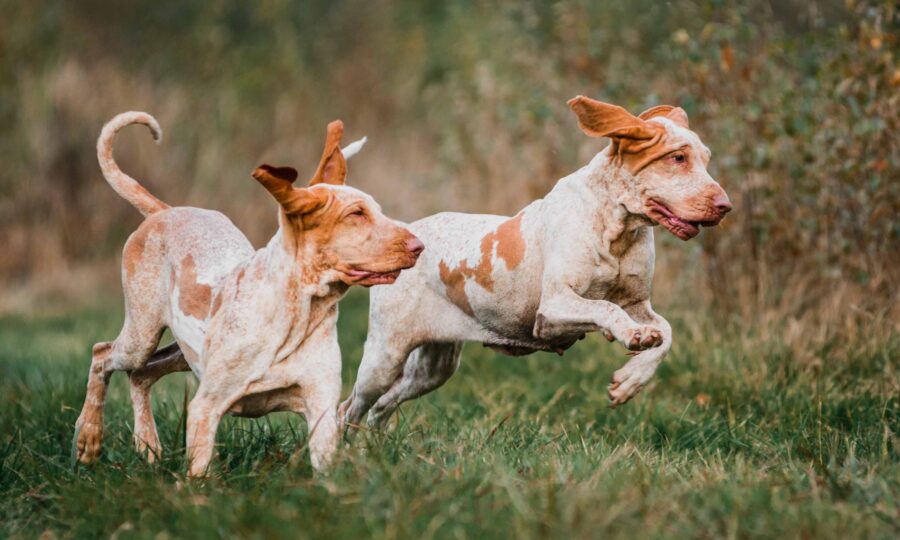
[616,325,663,351]
[133,433,162,463]
[74,417,103,464]
[607,361,656,407]
[336,400,349,428]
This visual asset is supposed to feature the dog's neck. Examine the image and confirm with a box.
[578,148,655,253]
[252,213,350,335]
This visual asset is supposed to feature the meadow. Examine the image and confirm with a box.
[1,290,897,539]
[1,1,898,538]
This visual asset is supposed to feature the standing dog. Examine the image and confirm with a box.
[74,112,423,475]
[341,96,731,430]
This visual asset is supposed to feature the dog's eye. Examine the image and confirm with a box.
[345,209,366,220]
[670,152,687,164]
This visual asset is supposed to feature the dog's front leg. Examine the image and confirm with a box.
[607,301,672,406]
[185,390,226,478]
[304,391,339,472]
[533,287,664,351]
[300,373,341,472]
[184,352,248,477]
[297,329,342,472]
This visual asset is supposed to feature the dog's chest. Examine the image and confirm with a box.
[585,232,652,304]
[224,323,335,418]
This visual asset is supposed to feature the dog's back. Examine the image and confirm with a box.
[121,207,254,360]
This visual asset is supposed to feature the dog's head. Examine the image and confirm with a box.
[568,96,732,240]
[252,121,423,286]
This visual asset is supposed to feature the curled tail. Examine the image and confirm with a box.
[97,112,169,217]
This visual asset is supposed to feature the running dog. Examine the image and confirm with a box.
[340,96,731,431]
[74,113,423,475]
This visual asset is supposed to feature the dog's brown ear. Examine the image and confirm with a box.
[256,164,299,184]
[309,120,347,186]
[638,105,690,129]
[567,96,662,142]
[253,164,327,215]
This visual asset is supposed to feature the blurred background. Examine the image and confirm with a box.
[0,0,896,340]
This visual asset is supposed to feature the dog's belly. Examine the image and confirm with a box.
[483,335,583,356]
[228,386,303,418]
[477,319,584,356]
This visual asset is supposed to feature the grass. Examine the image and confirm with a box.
[1,289,898,539]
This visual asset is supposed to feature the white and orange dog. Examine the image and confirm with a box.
[341,96,732,430]
[74,112,423,475]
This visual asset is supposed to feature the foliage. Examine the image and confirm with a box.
[0,0,896,323]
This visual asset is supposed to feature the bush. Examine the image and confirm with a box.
[0,0,896,328]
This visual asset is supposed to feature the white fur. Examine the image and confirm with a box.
[75,114,419,476]
[340,111,730,430]
[342,136,367,159]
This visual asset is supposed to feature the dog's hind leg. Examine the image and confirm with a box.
[128,342,190,462]
[73,341,114,464]
[339,333,415,438]
[74,310,165,464]
[366,342,463,429]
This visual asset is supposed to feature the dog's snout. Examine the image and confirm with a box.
[405,236,425,257]
[713,193,732,215]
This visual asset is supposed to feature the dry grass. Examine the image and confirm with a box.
[1,1,897,323]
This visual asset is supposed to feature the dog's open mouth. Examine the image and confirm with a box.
[344,268,403,286]
[645,199,721,241]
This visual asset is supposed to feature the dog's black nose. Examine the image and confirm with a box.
[713,194,733,215]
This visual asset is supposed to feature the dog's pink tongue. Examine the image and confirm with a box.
[347,269,403,283]
[646,200,700,240]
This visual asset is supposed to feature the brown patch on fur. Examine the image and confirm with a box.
[438,214,526,315]
[438,260,474,316]
[178,254,213,320]
[494,213,525,270]
[473,234,496,291]
[123,219,164,276]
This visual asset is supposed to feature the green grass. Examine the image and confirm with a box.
[1,290,898,539]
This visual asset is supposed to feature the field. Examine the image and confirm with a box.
[1,290,897,539]
[1,1,898,538]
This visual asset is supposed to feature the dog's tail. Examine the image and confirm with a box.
[97,112,169,217]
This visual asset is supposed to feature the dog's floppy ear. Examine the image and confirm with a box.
[253,164,327,215]
[567,96,663,143]
[309,120,347,186]
[638,105,690,129]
